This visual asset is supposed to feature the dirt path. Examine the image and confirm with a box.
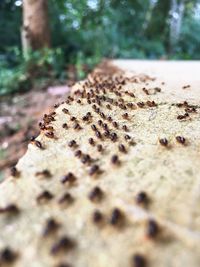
[0,85,70,180]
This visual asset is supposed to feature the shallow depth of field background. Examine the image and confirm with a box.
[1,0,200,95]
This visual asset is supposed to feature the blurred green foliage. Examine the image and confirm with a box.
[0,0,200,95]
[0,47,68,95]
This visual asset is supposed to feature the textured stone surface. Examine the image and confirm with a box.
[0,60,200,267]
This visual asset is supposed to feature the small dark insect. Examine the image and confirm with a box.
[62,108,69,114]
[50,236,75,255]
[43,114,55,123]
[96,108,100,113]
[110,208,123,226]
[81,154,91,164]
[92,210,103,224]
[58,192,74,205]
[36,169,51,178]
[146,101,157,107]
[46,126,54,131]
[136,191,148,205]
[103,130,110,138]
[98,120,103,126]
[61,173,76,184]
[122,125,129,132]
[54,103,60,108]
[89,165,100,176]
[0,247,18,264]
[129,92,135,98]
[177,113,189,120]
[62,123,68,129]
[143,88,149,95]
[119,98,124,103]
[97,99,102,106]
[185,107,196,113]
[45,131,55,139]
[124,134,131,140]
[111,155,120,165]
[87,112,92,117]
[34,140,44,149]
[119,104,127,110]
[43,218,60,237]
[88,186,103,202]
[127,103,135,109]
[39,122,46,130]
[68,96,74,101]
[30,136,35,141]
[176,102,187,108]
[112,121,118,128]
[73,123,82,130]
[159,138,168,147]
[182,85,191,89]
[132,253,146,267]
[88,138,95,146]
[70,116,76,121]
[106,104,112,110]
[95,130,102,139]
[0,204,19,215]
[176,136,186,144]
[118,144,127,153]
[92,104,97,110]
[10,166,20,178]
[122,113,129,120]
[82,115,89,122]
[110,132,118,142]
[97,144,103,152]
[137,102,145,108]
[146,219,159,239]
[91,124,97,131]
[107,116,112,122]
[37,191,54,204]
[74,150,82,158]
[68,140,77,148]
[177,114,184,120]
[102,123,108,130]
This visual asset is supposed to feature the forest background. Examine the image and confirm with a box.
[1,0,200,95]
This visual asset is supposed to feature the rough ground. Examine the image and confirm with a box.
[0,85,70,180]
[0,60,200,267]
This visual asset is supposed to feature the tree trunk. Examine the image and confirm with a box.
[145,0,171,42]
[22,0,50,55]
[169,0,185,54]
